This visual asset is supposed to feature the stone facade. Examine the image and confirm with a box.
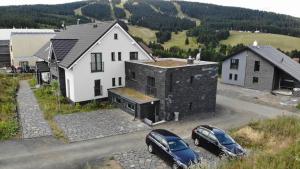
[125,61,218,121]
[244,50,275,91]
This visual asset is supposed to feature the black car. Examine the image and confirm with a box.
[146,129,200,169]
[191,125,246,158]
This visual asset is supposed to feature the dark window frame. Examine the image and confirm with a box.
[91,53,104,72]
[234,74,238,81]
[111,52,115,61]
[229,73,233,80]
[112,78,116,87]
[130,52,138,60]
[254,61,260,71]
[230,59,239,69]
[114,33,118,40]
[253,77,259,83]
[118,77,122,86]
[118,52,122,61]
[131,71,136,79]
[94,79,102,96]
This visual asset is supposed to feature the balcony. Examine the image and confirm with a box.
[91,62,104,72]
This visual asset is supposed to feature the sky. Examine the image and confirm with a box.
[0,0,299,18]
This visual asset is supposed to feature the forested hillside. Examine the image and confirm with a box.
[0,1,90,28]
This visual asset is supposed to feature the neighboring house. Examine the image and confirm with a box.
[10,30,55,69]
[222,45,300,91]
[36,21,218,123]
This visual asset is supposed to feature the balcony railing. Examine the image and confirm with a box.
[91,62,104,72]
[146,85,157,97]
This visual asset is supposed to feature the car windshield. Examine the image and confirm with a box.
[214,131,235,145]
[168,139,188,151]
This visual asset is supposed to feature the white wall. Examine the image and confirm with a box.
[221,50,247,86]
[65,24,152,102]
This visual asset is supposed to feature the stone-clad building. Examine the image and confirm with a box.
[108,58,218,123]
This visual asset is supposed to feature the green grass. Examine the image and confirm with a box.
[221,31,300,51]
[128,25,157,43]
[163,31,200,50]
[219,116,300,169]
[33,82,114,140]
[0,74,19,140]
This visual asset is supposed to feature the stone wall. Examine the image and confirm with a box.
[125,61,218,121]
[244,50,275,91]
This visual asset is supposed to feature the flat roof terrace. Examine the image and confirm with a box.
[128,58,217,68]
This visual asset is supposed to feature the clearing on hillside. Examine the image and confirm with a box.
[221,31,300,51]
[163,31,200,50]
[128,25,157,43]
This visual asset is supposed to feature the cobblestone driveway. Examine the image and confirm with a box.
[55,109,150,142]
[114,139,219,169]
[17,80,52,138]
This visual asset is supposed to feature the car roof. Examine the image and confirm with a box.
[199,125,225,134]
[151,129,180,141]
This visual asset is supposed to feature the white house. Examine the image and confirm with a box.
[35,21,154,103]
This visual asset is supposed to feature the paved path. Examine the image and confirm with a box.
[0,94,298,169]
[55,109,150,142]
[17,80,52,138]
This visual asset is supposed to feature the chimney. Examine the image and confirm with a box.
[77,19,80,25]
[187,56,194,64]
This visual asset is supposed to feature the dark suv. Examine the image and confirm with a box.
[146,129,200,169]
[191,125,246,158]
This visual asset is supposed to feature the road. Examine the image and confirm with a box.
[0,95,298,169]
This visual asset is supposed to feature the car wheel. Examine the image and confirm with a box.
[148,144,154,154]
[172,163,179,169]
[194,138,200,146]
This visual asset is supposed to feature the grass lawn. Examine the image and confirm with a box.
[218,116,300,169]
[221,31,300,51]
[32,81,114,140]
[163,31,200,50]
[128,25,157,43]
[0,73,34,140]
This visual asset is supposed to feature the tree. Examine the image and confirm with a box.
[185,37,189,45]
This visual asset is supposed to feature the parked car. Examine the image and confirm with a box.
[146,129,200,169]
[191,125,246,158]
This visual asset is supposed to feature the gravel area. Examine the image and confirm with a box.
[17,80,52,138]
[114,139,219,169]
[55,109,151,142]
[217,82,300,112]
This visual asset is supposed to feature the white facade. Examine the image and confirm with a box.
[221,50,247,86]
[64,23,153,102]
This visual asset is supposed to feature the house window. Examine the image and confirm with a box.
[94,79,102,96]
[229,73,233,80]
[111,52,115,61]
[230,59,239,69]
[189,102,193,110]
[190,76,194,84]
[91,53,103,72]
[253,77,259,83]
[118,77,122,86]
[130,52,138,60]
[131,71,136,79]
[112,78,116,87]
[118,52,122,61]
[127,102,135,111]
[147,76,156,96]
[254,61,260,71]
[114,33,118,40]
[234,74,238,81]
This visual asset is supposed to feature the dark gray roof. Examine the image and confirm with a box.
[53,21,116,68]
[248,46,300,81]
[0,40,9,46]
[138,42,152,54]
[52,39,78,61]
[36,61,50,72]
[34,41,50,61]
